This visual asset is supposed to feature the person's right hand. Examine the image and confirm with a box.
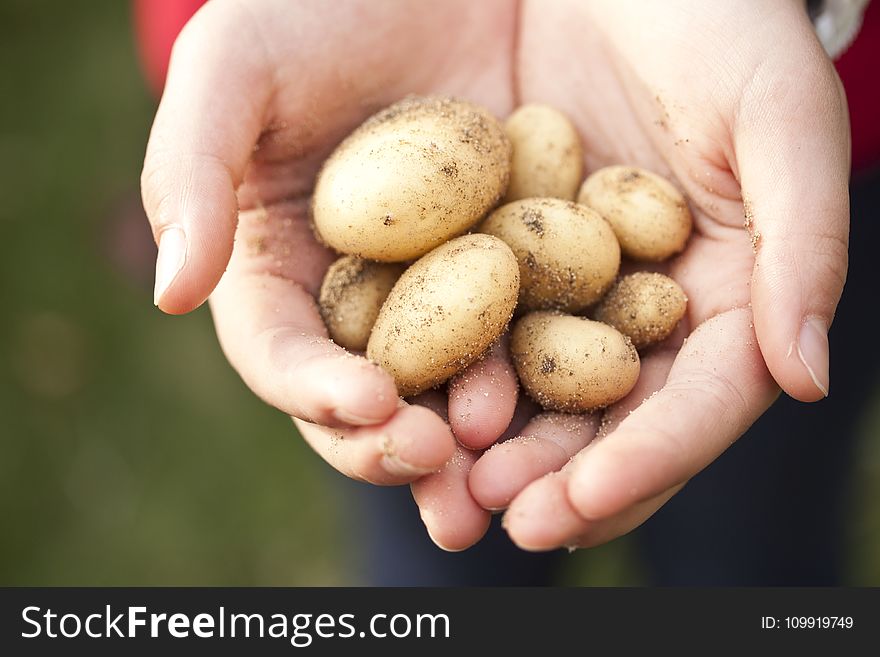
[140,0,520,549]
[466,0,850,551]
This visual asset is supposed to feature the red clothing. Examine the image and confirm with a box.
[133,0,205,97]
[133,0,880,171]
[835,0,880,172]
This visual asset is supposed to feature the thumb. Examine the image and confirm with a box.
[735,38,850,401]
[140,2,272,314]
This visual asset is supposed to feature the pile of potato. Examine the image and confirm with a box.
[314,96,690,413]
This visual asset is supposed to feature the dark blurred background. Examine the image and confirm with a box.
[1,0,878,585]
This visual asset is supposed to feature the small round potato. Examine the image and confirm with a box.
[312,96,511,262]
[511,312,640,412]
[480,198,620,313]
[318,256,406,351]
[367,234,519,397]
[504,104,583,202]
[577,165,692,261]
[593,272,688,349]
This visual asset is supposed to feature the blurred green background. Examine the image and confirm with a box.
[1,0,878,586]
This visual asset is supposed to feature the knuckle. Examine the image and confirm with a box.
[140,154,179,233]
[810,232,849,298]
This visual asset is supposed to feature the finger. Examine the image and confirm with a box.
[448,336,519,450]
[469,346,676,512]
[411,446,491,552]
[468,413,599,511]
[210,203,399,428]
[503,468,682,551]
[566,307,779,521]
[734,25,850,401]
[141,1,272,313]
[408,389,490,550]
[294,403,456,486]
[568,485,681,550]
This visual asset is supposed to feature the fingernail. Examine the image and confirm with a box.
[501,518,551,553]
[380,453,436,477]
[153,226,187,306]
[380,435,436,477]
[797,317,829,397]
[425,525,466,553]
[333,408,384,426]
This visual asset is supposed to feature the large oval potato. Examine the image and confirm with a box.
[480,198,620,313]
[593,272,688,349]
[367,234,519,397]
[318,256,406,351]
[577,165,692,261]
[504,104,583,202]
[312,96,511,262]
[511,311,640,412]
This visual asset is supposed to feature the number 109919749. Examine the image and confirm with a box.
[761,616,854,630]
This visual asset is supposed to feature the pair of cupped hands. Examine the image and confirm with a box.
[142,0,850,551]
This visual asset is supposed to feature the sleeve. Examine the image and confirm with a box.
[807,0,872,58]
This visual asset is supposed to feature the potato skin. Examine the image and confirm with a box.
[480,198,620,313]
[511,312,640,412]
[577,165,692,261]
[504,104,583,202]
[318,256,406,351]
[367,234,519,397]
[593,272,687,350]
[312,96,511,262]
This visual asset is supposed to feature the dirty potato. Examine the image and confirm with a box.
[593,272,688,349]
[504,104,583,202]
[577,165,692,261]
[318,256,406,351]
[480,198,619,313]
[510,311,640,412]
[367,234,519,396]
[312,96,511,262]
